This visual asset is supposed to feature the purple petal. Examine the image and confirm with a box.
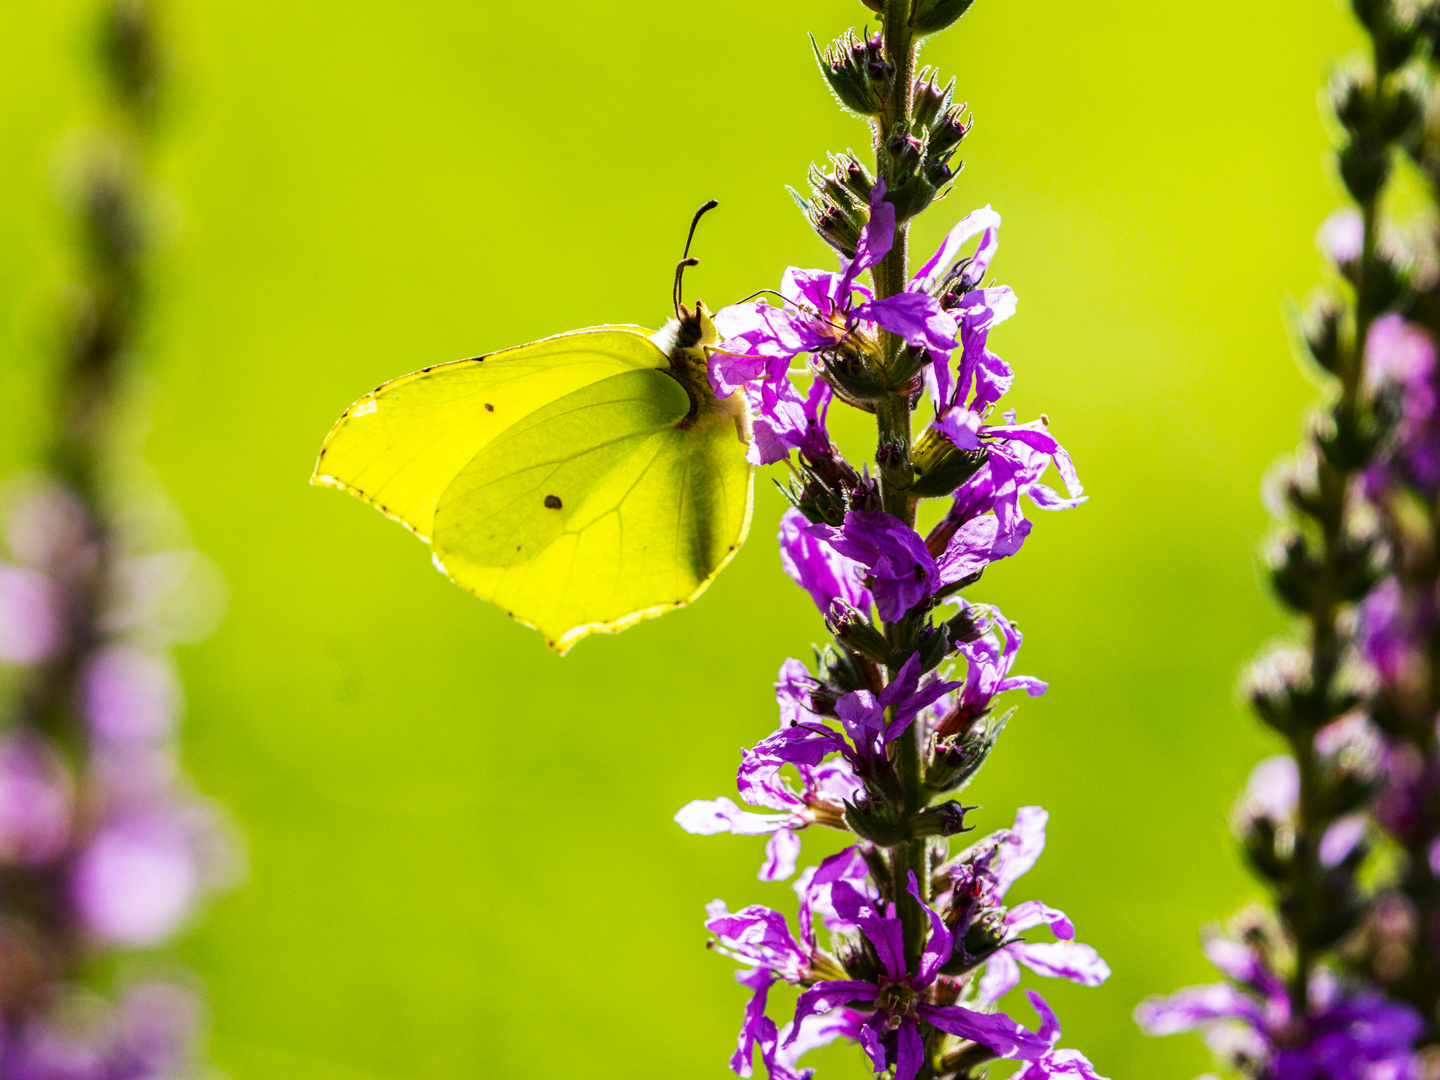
[1025,990,1063,1046]
[1133,983,1265,1034]
[1025,483,1087,511]
[1320,209,1363,264]
[909,871,954,985]
[0,734,73,866]
[1319,813,1366,868]
[1241,756,1299,823]
[73,815,198,946]
[774,1009,865,1077]
[752,724,846,769]
[779,508,871,617]
[996,675,1048,697]
[894,1019,925,1080]
[787,981,879,1043]
[81,646,180,744]
[853,292,958,358]
[910,205,1002,294]
[835,690,886,748]
[937,515,999,584]
[731,967,777,1079]
[918,1003,1049,1061]
[674,797,787,837]
[0,564,64,664]
[953,285,1018,330]
[775,659,822,728]
[936,406,985,451]
[859,1018,888,1074]
[706,902,809,980]
[1201,935,1261,983]
[993,806,1048,898]
[761,828,803,882]
[736,753,804,814]
[978,949,1022,1005]
[1005,900,1075,939]
[1012,942,1111,987]
[798,847,874,935]
[842,182,895,290]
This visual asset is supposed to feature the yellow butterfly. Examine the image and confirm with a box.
[311,203,753,654]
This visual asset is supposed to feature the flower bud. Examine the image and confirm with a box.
[828,153,875,203]
[1244,646,1323,734]
[912,429,987,497]
[808,198,862,259]
[912,622,952,673]
[909,800,974,838]
[779,474,845,527]
[1379,82,1424,144]
[886,129,924,175]
[1266,529,1321,613]
[822,348,887,406]
[1332,70,1373,134]
[911,69,952,131]
[1302,295,1343,374]
[1339,136,1391,204]
[923,158,957,189]
[1359,249,1409,315]
[826,601,893,663]
[926,107,971,159]
[845,796,909,846]
[812,30,892,117]
[925,708,1007,792]
[1317,401,1380,472]
[911,0,977,34]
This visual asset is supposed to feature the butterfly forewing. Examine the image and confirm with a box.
[311,327,662,541]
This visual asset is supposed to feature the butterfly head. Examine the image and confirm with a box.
[674,298,718,350]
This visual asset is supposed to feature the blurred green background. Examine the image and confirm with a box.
[0,0,1370,1076]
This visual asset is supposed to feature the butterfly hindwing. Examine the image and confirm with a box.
[432,366,753,653]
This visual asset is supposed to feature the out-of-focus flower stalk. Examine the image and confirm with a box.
[0,2,236,1076]
[1138,1,1434,1074]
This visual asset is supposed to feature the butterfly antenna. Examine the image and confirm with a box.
[674,199,719,318]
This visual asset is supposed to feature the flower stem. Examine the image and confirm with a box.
[874,0,916,526]
[1287,72,1386,1018]
[873,0,931,977]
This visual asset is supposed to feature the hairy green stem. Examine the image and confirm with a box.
[870,0,931,993]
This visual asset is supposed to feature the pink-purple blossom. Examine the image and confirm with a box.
[778,508,872,618]
[1137,941,1422,1080]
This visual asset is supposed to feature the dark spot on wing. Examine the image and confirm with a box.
[544,495,563,510]
[485,403,494,412]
